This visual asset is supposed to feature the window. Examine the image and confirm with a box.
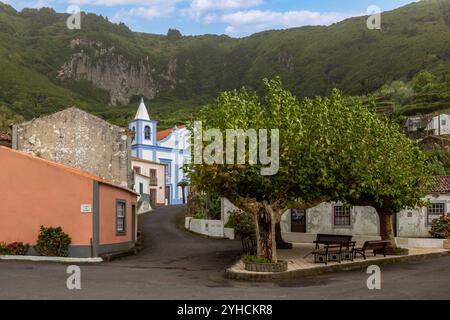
[442,119,447,126]
[116,200,126,234]
[133,166,141,174]
[150,169,157,179]
[427,202,445,225]
[333,205,351,227]
[144,126,151,140]
[139,182,144,195]
[131,126,136,142]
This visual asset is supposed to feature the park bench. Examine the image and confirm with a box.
[353,240,389,260]
[241,238,257,255]
[312,243,344,264]
[311,234,355,264]
[313,234,353,249]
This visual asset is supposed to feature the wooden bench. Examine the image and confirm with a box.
[312,243,344,265]
[241,238,257,255]
[313,234,353,249]
[353,240,389,260]
[311,234,356,264]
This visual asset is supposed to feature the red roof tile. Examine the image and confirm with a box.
[431,176,450,193]
[156,125,186,141]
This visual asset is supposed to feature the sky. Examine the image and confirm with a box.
[3,0,418,37]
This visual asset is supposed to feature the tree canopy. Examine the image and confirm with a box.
[189,78,432,261]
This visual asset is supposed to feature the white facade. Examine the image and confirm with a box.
[129,99,191,205]
[425,114,450,136]
[134,173,150,196]
[222,194,450,240]
[131,158,166,206]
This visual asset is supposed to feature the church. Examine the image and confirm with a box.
[129,99,191,205]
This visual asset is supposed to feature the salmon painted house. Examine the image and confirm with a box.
[0,146,138,257]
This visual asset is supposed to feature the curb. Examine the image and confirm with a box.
[0,255,103,263]
[225,251,450,281]
[100,248,137,262]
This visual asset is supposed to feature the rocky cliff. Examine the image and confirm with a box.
[58,39,177,105]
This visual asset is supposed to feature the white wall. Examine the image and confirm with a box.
[221,195,449,239]
[131,159,166,205]
[134,173,149,196]
[186,218,224,238]
[426,114,450,135]
[398,194,450,237]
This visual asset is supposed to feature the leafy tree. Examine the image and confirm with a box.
[167,28,182,41]
[411,71,438,93]
[188,78,432,262]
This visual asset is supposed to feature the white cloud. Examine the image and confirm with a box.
[107,0,179,22]
[184,0,263,20]
[217,10,363,36]
[68,0,154,6]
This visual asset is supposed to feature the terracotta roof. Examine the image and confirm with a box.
[0,132,11,141]
[157,125,187,141]
[131,157,166,167]
[0,146,138,196]
[431,176,450,193]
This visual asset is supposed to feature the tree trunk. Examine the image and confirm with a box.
[378,209,397,249]
[181,186,186,204]
[255,201,277,262]
[275,222,292,249]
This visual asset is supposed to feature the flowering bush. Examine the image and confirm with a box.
[6,242,29,255]
[35,226,71,257]
[429,214,450,239]
[0,242,29,255]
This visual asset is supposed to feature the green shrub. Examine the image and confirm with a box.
[35,226,72,257]
[429,214,450,239]
[242,255,269,264]
[0,242,8,255]
[225,210,256,239]
[193,211,207,220]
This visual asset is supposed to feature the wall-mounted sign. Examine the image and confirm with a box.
[81,204,92,213]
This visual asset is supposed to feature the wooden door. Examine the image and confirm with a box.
[291,209,307,233]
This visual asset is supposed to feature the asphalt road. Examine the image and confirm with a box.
[0,205,449,299]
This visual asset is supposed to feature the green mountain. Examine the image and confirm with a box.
[1,0,450,129]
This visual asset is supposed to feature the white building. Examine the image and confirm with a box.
[129,98,191,205]
[221,176,450,242]
[132,157,166,210]
[405,113,450,136]
[425,114,450,136]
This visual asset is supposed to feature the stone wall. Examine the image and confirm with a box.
[13,107,132,188]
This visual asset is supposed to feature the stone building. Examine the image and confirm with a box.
[12,107,133,188]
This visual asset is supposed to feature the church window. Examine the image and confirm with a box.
[145,126,151,140]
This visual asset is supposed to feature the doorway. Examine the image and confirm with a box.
[165,186,171,205]
[291,209,307,233]
[150,189,157,207]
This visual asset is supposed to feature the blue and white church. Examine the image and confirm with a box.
[129,98,191,204]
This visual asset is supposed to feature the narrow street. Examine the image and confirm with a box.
[0,205,449,299]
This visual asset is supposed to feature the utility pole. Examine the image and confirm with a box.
[438,114,441,136]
